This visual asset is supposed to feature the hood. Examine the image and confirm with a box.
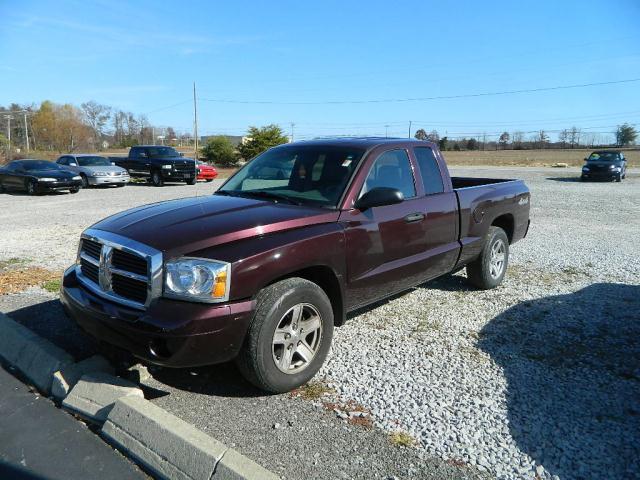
[30,169,76,178]
[91,194,339,254]
[80,165,127,174]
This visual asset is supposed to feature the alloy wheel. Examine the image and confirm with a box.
[272,303,323,374]
[489,239,506,279]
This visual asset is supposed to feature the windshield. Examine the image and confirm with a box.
[219,145,365,208]
[77,156,110,167]
[588,152,619,162]
[147,147,180,158]
[23,161,60,171]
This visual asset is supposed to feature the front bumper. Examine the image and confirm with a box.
[161,170,196,181]
[37,180,83,192]
[60,266,255,368]
[88,176,130,186]
[581,170,619,180]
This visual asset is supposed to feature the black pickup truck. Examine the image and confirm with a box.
[110,146,197,187]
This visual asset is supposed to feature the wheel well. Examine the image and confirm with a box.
[491,214,514,243]
[270,266,345,326]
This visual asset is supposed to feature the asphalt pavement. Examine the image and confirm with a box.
[0,365,146,480]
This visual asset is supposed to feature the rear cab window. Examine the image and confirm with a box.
[414,147,444,195]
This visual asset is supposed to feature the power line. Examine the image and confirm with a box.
[199,78,640,105]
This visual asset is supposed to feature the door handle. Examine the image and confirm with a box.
[404,212,425,223]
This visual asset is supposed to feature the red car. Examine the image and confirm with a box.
[196,161,218,182]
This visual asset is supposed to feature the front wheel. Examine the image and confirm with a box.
[615,174,622,183]
[186,177,197,185]
[466,226,509,289]
[70,187,80,194]
[151,170,164,187]
[26,179,38,196]
[80,174,89,188]
[235,277,334,393]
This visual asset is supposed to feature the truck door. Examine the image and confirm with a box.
[410,146,459,278]
[341,149,433,308]
[128,147,150,177]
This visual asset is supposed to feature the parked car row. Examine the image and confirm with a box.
[0,147,218,195]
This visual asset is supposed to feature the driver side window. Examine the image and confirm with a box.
[360,149,416,199]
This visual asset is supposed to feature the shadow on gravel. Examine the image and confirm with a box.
[149,362,265,398]
[545,176,582,182]
[478,283,640,479]
[6,299,97,360]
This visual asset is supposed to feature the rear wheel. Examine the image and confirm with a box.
[466,226,509,290]
[235,277,334,393]
[151,170,164,187]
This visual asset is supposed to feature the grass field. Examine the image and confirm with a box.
[442,148,639,167]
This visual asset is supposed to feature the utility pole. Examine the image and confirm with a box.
[290,122,295,142]
[384,124,389,138]
[408,121,412,138]
[151,127,155,145]
[193,82,199,160]
[3,115,12,159]
[23,113,29,152]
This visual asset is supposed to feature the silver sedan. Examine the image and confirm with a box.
[56,154,130,188]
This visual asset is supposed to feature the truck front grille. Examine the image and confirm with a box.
[76,230,162,310]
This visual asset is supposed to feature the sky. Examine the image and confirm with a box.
[1,0,639,142]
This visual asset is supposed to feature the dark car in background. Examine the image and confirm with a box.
[581,150,627,182]
[56,154,130,188]
[110,146,197,187]
[0,160,83,195]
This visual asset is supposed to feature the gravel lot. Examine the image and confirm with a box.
[1,167,638,480]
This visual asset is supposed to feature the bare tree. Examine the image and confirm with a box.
[558,129,568,148]
[498,132,510,149]
[535,130,549,149]
[81,101,111,149]
[512,131,524,149]
[568,127,581,149]
[426,129,439,143]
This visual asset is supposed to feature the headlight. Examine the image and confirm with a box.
[582,166,589,171]
[92,172,108,177]
[164,258,230,303]
[72,176,82,180]
[611,166,621,171]
[39,177,57,182]
[161,164,172,170]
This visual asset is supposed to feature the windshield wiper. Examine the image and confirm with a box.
[219,190,301,205]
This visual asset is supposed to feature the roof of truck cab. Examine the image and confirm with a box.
[282,137,437,149]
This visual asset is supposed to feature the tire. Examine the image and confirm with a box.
[80,174,89,188]
[70,187,80,194]
[151,170,164,187]
[235,277,334,393]
[466,226,509,290]
[26,179,38,196]
[580,176,586,182]
[616,174,622,183]
[0,181,4,193]
[186,177,197,185]
[116,183,126,187]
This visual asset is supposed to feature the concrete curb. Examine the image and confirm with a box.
[0,313,74,394]
[52,354,115,400]
[102,396,279,480]
[62,372,144,423]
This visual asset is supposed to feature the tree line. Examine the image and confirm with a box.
[0,100,186,156]
[413,123,637,151]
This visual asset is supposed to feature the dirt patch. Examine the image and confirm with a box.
[0,267,60,295]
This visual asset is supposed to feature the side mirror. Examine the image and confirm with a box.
[111,162,116,166]
[69,162,77,167]
[354,187,404,210]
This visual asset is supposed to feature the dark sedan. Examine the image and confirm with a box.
[0,160,83,195]
[581,150,627,182]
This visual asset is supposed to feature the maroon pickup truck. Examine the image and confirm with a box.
[61,138,530,392]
